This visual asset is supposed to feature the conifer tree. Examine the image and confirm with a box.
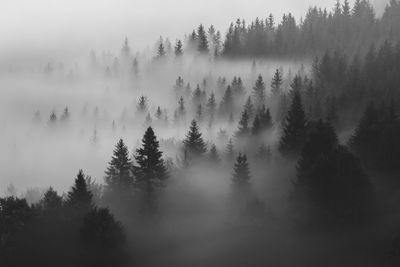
[196,104,203,122]
[220,85,234,115]
[157,40,166,57]
[207,92,217,117]
[49,111,57,124]
[279,86,307,156]
[174,39,183,57]
[271,69,283,95]
[236,110,250,138]
[253,74,266,107]
[155,106,162,120]
[197,24,209,54]
[137,96,148,114]
[232,153,251,186]
[104,139,133,193]
[178,96,186,117]
[244,96,255,120]
[133,127,167,196]
[66,169,93,210]
[183,120,207,156]
[40,187,62,211]
[208,144,220,162]
[258,105,273,131]
[60,107,70,121]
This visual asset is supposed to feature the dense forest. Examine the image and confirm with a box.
[1,1,400,266]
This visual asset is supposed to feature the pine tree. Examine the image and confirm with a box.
[279,86,307,156]
[258,105,273,130]
[133,127,167,195]
[236,110,250,138]
[40,187,62,211]
[256,144,272,163]
[192,84,202,106]
[208,144,220,162]
[271,69,283,95]
[104,139,133,193]
[220,85,234,115]
[197,24,209,54]
[174,39,183,57]
[155,106,162,120]
[232,153,251,186]
[243,96,255,120]
[183,120,207,156]
[157,39,166,58]
[253,74,266,107]
[66,169,93,210]
[207,92,217,116]
[137,96,148,114]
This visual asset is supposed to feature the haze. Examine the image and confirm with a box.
[1,0,388,64]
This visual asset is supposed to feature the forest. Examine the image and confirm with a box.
[1,0,400,266]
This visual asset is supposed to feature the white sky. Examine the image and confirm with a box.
[0,0,388,60]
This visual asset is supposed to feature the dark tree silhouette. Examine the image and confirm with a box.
[279,83,307,156]
[104,139,133,195]
[252,74,266,107]
[183,120,207,157]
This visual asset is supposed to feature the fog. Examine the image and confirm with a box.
[1,0,388,66]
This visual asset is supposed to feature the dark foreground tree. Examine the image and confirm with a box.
[279,85,307,156]
[296,120,372,220]
[66,169,93,213]
[133,127,168,211]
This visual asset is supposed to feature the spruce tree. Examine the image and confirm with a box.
[279,86,307,156]
[104,139,133,193]
[133,127,167,195]
[208,144,220,162]
[219,85,234,115]
[174,40,183,57]
[137,96,148,114]
[40,187,62,211]
[271,69,283,95]
[183,120,207,156]
[66,169,93,210]
[253,74,266,107]
[258,105,273,130]
[244,96,255,120]
[157,40,166,57]
[232,153,251,186]
[236,110,250,138]
[197,24,209,54]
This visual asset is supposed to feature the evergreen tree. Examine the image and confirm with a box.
[49,111,57,124]
[256,144,272,163]
[174,39,183,57]
[196,104,203,122]
[157,39,166,58]
[271,69,283,95]
[236,110,250,138]
[133,127,168,196]
[183,120,207,157]
[279,86,307,156]
[219,85,234,115]
[178,96,186,117]
[207,92,217,119]
[197,24,209,54]
[243,96,255,120]
[66,169,93,210]
[258,105,273,130]
[40,187,62,211]
[208,144,220,162]
[137,96,148,114]
[104,139,133,193]
[253,74,266,107]
[155,106,162,120]
[232,153,251,186]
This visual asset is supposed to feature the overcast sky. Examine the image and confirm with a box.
[0,0,388,62]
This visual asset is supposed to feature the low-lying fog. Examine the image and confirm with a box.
[0,53,306,196]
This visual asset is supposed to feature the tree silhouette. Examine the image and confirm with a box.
[279,84,307,156]
[183,120,207,157]
[252,74,266,107]
[66,169,93,211]
[104,139,133,195]
[232,153,251,187]
[133,127,167,194]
